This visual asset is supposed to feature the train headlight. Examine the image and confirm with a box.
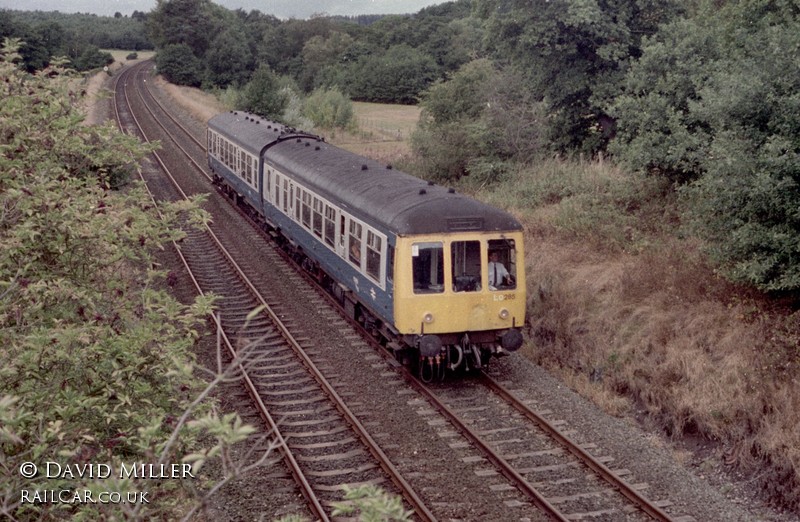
[423,312,434,324]
[498,308,510,320]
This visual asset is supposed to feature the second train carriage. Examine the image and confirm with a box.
[207,111,525,377]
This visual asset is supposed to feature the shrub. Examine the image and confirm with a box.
[303,87,354,130]
[155,43,203,87]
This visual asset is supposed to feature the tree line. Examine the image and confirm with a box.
[0,9,152,71]
[4,0,797,291]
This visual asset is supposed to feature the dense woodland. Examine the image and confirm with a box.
[2,0,800,519]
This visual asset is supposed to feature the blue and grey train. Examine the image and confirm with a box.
[207,111,525,377]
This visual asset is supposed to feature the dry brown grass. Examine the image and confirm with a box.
[155,76,229,124]
[512,164,800,508]
[327,102,420,165]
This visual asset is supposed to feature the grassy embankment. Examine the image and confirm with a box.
[153,81,799,509]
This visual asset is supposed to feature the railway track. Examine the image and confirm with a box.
[111,60,434,522]
[110,59,694,522]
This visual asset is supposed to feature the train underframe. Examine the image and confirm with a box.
[212,172,522,379]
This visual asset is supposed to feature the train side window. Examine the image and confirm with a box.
[302,191,312,229]
[488,239,517,290]
[294,185,301,221]
[451,240,481,292]
[349,221,362,268]
[366,230,382,282]
[324,205,336,247]
[387,244,395,284]
[312,198,323,238]
[412,242,444,294]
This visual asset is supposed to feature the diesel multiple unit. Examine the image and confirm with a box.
[207,111,525,378]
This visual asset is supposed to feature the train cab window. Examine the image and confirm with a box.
[366,231,382,282]
[412,242,444,294]
[349,221,363,268]
[488,239,517,291]
[451,240,481,292]
[312,198,323,238]
[324,206,336,247]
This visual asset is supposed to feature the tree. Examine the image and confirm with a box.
[205,27,253,88]
[348,44,439,104]
[156,43,204,87]
[238,64,289,120]
[147,0,222,58]
[412,59,545,182]
[611,0,800,291]
[478,0,682,153]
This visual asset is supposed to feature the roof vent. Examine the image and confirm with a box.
[256,120,260,124]
[315,146,320,151]
[419,189,427,195]
[361,164,368,171]
[305,142,310,147]
[386,164,393,170]
[428,180,434,186]
[448,188,456,194]
[297,138,302,143]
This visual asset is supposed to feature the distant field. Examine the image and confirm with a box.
[330,102,421,163]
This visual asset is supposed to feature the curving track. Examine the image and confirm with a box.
[111,60,434,522]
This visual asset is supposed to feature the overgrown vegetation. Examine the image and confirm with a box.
[0,41,257,520]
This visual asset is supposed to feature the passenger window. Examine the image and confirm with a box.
[312,198,323,238]
[324,206,336,247]
[488,239,517,290]
[451,240,481,292]
[302,192,311,228]
[366,231,381,282]
[349,221,363,268]
[412,242,444,294]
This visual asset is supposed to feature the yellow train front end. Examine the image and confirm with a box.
[393,231,526,376]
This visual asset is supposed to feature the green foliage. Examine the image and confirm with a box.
[478,0,682,154]
[1,11,151,74]
[412,59,545,182]
[331,485,412,522]
[612,0,800,291]
[238,64,290,120]
[71,44,114,71]
[205,27,253,88]
[303,88,355,130]
[147,0,223,58]
[156,43,204,87]
[0,41,220,520]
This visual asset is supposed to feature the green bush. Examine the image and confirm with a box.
[155,43,203,87]
[303,87,354,130]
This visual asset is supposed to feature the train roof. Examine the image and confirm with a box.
[266,138,522,236]
[208,111,522,236]
[208,111,315,156]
